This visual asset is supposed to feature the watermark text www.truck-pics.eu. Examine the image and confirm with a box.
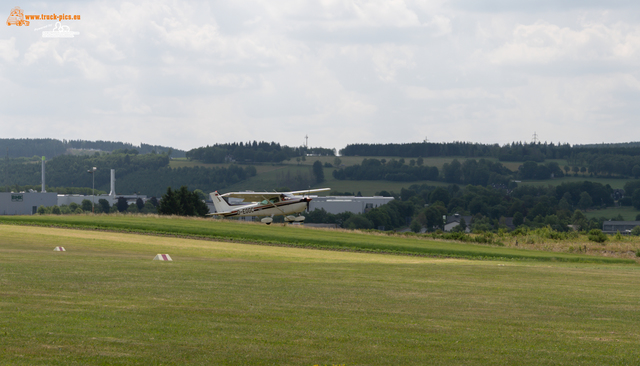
[7,6,81,27]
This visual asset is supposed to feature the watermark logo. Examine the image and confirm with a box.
[6,6,81,27]
[6,6,29,26]
[42,22,79,38]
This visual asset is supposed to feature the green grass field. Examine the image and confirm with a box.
[583,206,640,220]
[2,223,640,365]
[173,154,630,197]
[518,176,629,189]
[0,215,631,264]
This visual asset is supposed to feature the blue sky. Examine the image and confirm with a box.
[2,0,639,151]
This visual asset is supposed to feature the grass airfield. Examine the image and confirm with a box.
[2,224,640,365]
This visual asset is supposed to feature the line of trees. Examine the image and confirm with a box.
[340,141,640,170]
[186,141,334,164]
[0,138,185,158]
[309,180,620,233]
[158,186,209,216]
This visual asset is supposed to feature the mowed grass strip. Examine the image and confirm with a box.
[2,225,640,365]
[0,215,633,264]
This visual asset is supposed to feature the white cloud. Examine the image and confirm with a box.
[0,38,19,62]
[2,0,640,150]
[489,21,640,65]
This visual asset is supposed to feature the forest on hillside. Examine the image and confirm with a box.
[0,138,186,158]
[342,141,640,163]
[186,142,334,163]
[0,151,255,197]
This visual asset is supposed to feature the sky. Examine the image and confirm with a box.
[1,0,640,152]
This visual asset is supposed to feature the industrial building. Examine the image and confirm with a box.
[0,158,146,215]
[602,221,640,234]
[0,192,58,215]
[56,169,147,207]
[308,196,394,215]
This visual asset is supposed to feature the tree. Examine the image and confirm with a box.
[410,219,422,233]
[442,159,462,183]
[117,196,129,212]
[429,187,450,206]
[343,214,374,230]
[558,198,572,211]
[513,212,524,227]
[334,157,342,167]
[142,201,157,214]
[98,199,110,214]
[81,199,93,212]
[51,205,61,215]
[577,192,593,210]
[588,229,607,243]
[312,160,325,184]
[458,217,467,232]
[136,197,144,211]
[633,190,640,210]
[633,165,640,179]
[158,187,181,215]
[159,186,209,217]
[149,196,159,207]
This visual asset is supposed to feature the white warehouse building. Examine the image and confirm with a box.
[0,192,58,215]
[308,196,394,215]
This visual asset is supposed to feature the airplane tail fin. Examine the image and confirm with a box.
[209,191,231,213]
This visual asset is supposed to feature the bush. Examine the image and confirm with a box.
[631,226,640,236]
[588,229,607,243]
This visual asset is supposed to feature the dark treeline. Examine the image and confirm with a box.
[0,138,186,158]
[186,142,334,164]
[0,152,256,197]
[158,186,209,217]
[332,158,439,182]
[341,142,500,158]
[309,180,619,233]
[341,141,640,166]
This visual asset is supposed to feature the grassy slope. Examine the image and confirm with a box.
[583,206,640,220]
[1,225,640,365]
[0,215,632,264]
[172,156,634,198]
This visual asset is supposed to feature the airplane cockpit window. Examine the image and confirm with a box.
[270,197,279,203]
[261,199,269,205]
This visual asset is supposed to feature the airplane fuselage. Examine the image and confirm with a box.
[216,197,310,218]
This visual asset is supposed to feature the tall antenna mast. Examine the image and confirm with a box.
[305,134,308,148]
[532,132,539,144]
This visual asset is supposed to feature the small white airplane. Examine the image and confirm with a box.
[207,188,331,224]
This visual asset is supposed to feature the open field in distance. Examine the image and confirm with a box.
[0,215,633,263]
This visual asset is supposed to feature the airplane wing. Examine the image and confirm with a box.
[287,188,331,196]
[221,188,330,202]
[221,191,283,202]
